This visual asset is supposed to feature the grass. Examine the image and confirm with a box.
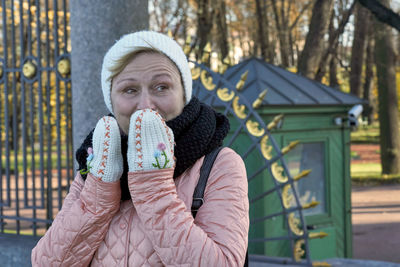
[351,163,381,177]
[349,122,400,184]
[350,122,379,144]
[1,144,70,173]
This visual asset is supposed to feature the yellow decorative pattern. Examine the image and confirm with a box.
[252,89,268,109]
[217,88,235,102]
[191,67,200,80]
[267,114,284,130]
[183,35,191,56]
[312,262,332,267]
[302,201,320,210]
[232,96,247,119]
[200,70,216,91]
[260,135,273,160]
[281,140,300,155]
[22,61,36,79]
[218,56,230,74]
[201,42,211,63]
[57,59,70,75]
[0,65,3,78]
[246,120,265,137]
[288,213,304,236]
[293,169,312,181]
[294,239,305,262]
[282,184,294,209]
[271,162,288,183]
[236,70,248,91]
[309,232,328,239]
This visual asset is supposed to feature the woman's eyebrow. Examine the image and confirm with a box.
[115,78,138,86]
[152,73,173,80]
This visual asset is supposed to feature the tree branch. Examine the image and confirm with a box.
[358,0,400,31]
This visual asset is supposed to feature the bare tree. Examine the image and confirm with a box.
[314,0,356,82]
[374,0,400,174]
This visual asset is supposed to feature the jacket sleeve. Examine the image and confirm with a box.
[31,172,121,267]
[129,148,249,267]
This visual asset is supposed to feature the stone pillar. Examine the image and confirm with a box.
[70,0,148,169]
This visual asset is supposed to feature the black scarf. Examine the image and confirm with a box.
[75,97,230,200]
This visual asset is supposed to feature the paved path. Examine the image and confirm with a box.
[352,184,400,263]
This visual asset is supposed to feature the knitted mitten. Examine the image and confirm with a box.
[88,116,123,182]
[128,109,175,172]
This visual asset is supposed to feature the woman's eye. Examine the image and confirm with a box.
[125,88,137,94]
[155,85,165,92]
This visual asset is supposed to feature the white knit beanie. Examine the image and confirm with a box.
[101,31,192,114]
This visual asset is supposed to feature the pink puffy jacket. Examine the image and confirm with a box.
[31,147,249,266]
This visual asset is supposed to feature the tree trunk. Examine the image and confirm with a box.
[214,0,229,60]
[297,0,334,79]
[350,3,369,97]
[363,34,375,124]
[272,0,290,67]
[255,0,267,60]
[329,54,339,89]
[195,0,214,64]
[374,0,400,174]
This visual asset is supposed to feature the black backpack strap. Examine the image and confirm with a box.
[191,146,249,267]
[191,146,223,218]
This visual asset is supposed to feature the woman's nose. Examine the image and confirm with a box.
[137,91,155,110]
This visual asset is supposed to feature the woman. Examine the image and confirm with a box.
[32,31,249,266]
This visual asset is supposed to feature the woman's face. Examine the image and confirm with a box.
[111,52,185,134]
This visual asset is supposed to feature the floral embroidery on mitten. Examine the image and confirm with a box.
[128,109,175,172]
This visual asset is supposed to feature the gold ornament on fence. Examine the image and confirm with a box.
[23,61,37,79]
[293,169,312,181]
[252,89,268,109]
[200,70,216,91]
[232,96,247,119]
[309,232,328,239]
[246,120,265,137]
[267,114,284,131]
[236,70,248,91]
[302,201,320,210]
[217,88,235,102]
[294,239,305,262]
[271,162,288,183]
[260,135,273,160]
[191,67,201,80]
[281,141,300,155]
[282,184,294,209]
[0,65,3,78]
[200,42,211,63]
[218,56,230,74]
[312,262,332,267]
[57,59,70,76]
[288,213,304,236]
[183,35,191,56]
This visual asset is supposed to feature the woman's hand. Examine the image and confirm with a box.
[127,109,175,172]
[88,116,123,182]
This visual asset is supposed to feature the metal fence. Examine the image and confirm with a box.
[0,0,72,237]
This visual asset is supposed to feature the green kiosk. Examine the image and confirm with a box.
[191,57,365,264]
